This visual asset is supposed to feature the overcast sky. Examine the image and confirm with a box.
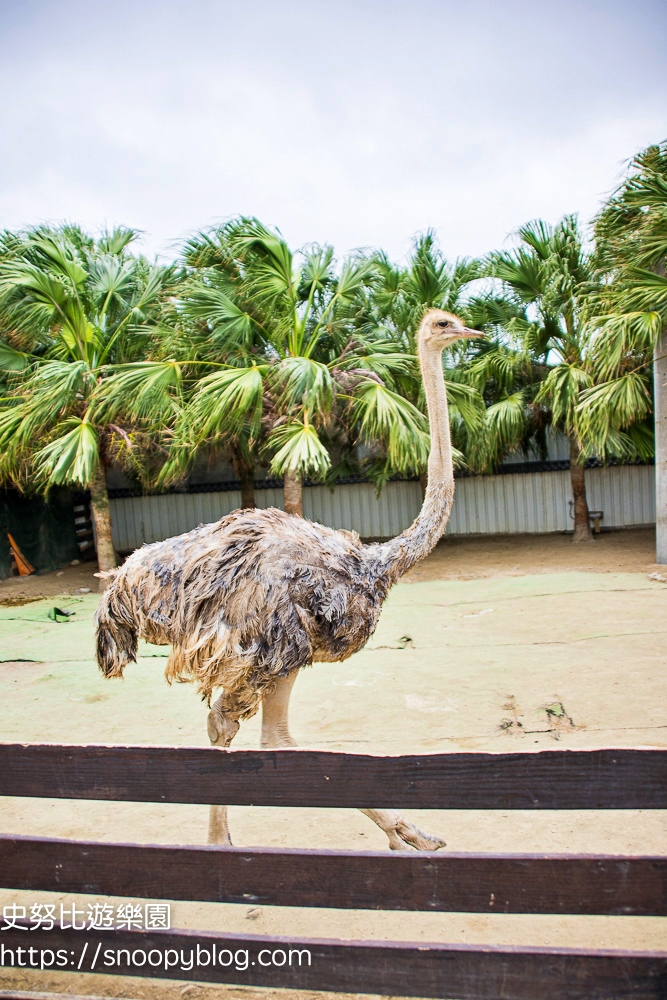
[1,0,665,264]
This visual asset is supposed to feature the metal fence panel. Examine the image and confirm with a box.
[303,481,420,537]
[585,464,655,528]
[109,465,655,550]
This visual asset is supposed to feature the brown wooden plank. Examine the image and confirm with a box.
[2,924,666,1000]
[0,744,665,809]
[2,835,665,916]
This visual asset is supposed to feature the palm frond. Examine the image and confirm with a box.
[487,249,547,302]
[622,419,655,461]
[186,364,266,442]
[35,416,99,487]
[19,360,90,434]
[587,311,660,379]
[337,351,416,389]
[273,356,333,415]
[484,391,525,442]
[353,381,430,474]
[464,345,529,395]
[227,217,295,308]
[299,246,335,300]
[31,234,88,289]
[267,418,331,478]
[577,371,652,444]
[96,227,138,255]
[330,257,376,306]
[0,402,31,481]
[0,341,31,371]
[182,280,259,347]
[536,363,593,427]
[92,361,183,424]
[445,379,485,430]
[516,219,554,260]
[89,255,136,314]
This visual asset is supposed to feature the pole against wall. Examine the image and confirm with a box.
[7,533,34,576]
[654,332,667,564]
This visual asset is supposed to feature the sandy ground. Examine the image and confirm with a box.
[404,526,664,580]
[0,528,663,602]
[1,528,666,997]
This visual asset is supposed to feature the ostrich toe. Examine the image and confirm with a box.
[394,819,446,851]
[207,711,241,748]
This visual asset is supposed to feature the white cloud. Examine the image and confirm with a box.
[0,0,665,263]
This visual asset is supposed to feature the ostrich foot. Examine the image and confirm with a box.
[393,818,446,851]
[360,809,446,851]
[261,727,297,749]
[207,710,240,748]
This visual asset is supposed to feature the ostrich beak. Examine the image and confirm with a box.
[461,328,484,338]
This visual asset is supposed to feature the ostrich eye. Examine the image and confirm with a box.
[435,320,450,328]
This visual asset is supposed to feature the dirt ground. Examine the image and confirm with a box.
[1,528,666,997]
[404,525,664,580]
[0,528,662,602]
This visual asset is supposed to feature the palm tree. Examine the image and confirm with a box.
[166,218,429,515]
[0,225,178,572]
[488,217,604,541]
[370,234,553,479]
[590,142,667,559]
[368,232,486,492]
[451,295,552,474]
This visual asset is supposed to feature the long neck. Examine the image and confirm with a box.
[364,339,455,589]
[421,339,454,492]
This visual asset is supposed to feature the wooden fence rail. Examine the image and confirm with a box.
[3,925,666,1000]
[3,836,666,916]
[0,744,665,808]
[1,743,666,1000]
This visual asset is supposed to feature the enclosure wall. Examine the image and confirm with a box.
[108,464,655,550]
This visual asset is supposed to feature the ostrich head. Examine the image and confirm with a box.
[419,308,483,350]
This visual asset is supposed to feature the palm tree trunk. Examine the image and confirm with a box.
[90,465,117,581]
[228,443,256,510]
[654,328,667,563]
[283,469,303,517]
[240,470,255,509]
[569,436,593,542]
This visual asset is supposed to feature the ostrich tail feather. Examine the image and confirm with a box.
[94,584,138,678]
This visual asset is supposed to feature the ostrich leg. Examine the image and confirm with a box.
[206,693,241,846]
[262,673,446,852]
[261,671,299,748]
[206,675,298,845]
[208,803,232,845]
[206,679,266,846]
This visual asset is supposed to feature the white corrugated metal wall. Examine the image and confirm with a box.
[445,465,655,535]
[109,464,655,551]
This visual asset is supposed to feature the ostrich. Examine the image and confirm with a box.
[95,309,482,850]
